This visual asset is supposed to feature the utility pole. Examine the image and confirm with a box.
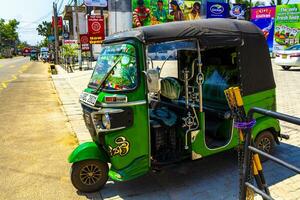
[53,2,59,65]
[74,0,82,70]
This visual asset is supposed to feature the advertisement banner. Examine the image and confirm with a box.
[52,16,63,29]
[251,6,276,52]
[84,0,107,7]
[87,15,105,41]
[89,35,103,44]
[274,4,300,51]
[80,34,90,52]
[131,0,202,27]
[230,4,246,19]
[207,2,229,18]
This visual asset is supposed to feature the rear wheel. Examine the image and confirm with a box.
[71,160,109,193]
[282,66,291,70]
[254,130,275,162]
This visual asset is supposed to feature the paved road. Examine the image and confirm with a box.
[0,58,85,199]
[53,62,300,200]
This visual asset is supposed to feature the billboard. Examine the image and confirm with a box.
[251,6,276,52]
[52,16,63,28]
[206,2,229,18]
[131,0,201,27]
[274,4,300,51]
[230,4,246,19]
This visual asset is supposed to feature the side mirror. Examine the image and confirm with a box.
[143,69,160,93]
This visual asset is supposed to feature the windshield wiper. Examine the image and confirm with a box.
[93,57,122,94]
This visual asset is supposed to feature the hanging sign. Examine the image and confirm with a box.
[80,34,90,51]
[84,0,107,7]
[87,15,105,42]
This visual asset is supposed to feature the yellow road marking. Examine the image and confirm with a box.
[1,83,7,88]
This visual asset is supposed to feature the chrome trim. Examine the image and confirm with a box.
[98,126,126,133]
[100,100,147,108]
[80,101,101,110]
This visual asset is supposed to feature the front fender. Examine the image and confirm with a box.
[68,142,109,163]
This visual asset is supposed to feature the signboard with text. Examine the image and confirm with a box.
[273,4,300,51]
[88,15,105,38]
[80,34,90,51]
[207,2,229,18]
[251,6,276,52]
[63,40,77,45]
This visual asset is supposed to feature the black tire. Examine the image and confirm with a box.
[254,130,275,162]
[71,160,109,193]
[282,66,291,70]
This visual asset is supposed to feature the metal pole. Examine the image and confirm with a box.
[74,0,82,70]
[53,2,59,65]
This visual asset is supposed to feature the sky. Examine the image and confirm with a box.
[0,0,70,45]
[0,0,299,45]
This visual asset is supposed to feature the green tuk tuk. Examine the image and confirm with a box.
[30,50,38,61]
[68,19,281,192]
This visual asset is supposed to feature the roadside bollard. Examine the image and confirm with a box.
[50,64,57,75]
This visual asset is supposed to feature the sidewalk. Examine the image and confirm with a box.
[51,65,93,144]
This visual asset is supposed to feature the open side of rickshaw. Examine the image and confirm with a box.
[68,19,281,193]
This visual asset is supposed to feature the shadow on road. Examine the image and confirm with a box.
[76,142,300,200]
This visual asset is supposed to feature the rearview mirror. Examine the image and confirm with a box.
[143,69,160,93]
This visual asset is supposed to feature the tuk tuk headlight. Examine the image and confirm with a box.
[102,113,111,130]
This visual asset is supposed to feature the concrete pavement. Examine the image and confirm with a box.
[51,61,300,200]
[0,58,86,199]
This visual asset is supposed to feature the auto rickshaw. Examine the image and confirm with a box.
[30,50,38,61]
[68,19,281,192]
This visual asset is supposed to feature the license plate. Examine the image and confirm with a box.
[282,54,287,59]
[80,92,98,106]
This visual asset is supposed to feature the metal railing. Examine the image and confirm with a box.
[241,107,300,200]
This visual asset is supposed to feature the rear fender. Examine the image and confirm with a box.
[68,142,109,163]
[252,117,280,140]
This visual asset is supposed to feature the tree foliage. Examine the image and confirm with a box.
[0,18,20,48]
[270,0,290,5]
[36,21,52,38]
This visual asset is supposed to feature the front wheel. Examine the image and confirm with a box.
[282,66,291,70]
[71,160,109,193]
[255,130,275,162]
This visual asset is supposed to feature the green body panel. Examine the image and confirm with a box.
[84,40,150,180]
[192,88,280,157]
[68,142,109,163]
[108,156,149,181]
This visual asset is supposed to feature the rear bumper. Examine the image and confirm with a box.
[274,57,300,67]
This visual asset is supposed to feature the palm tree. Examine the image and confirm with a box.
[270,0,290,5]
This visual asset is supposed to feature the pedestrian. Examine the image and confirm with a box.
[186,2,201,21]
[132,0,150,27]
[170,1,184,21]
[152,0,168,24]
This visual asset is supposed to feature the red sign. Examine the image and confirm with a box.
[52,16,63,28]
[88,15,105,42]
[80,34,90,51]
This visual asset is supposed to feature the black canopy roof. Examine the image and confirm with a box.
[104,19,275,96]
[104,19,263,45]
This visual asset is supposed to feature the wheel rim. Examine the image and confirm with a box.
[79,164,102,185]
[258,138,271,153]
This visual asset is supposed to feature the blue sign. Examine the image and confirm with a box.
[48,35,55,42]
[207,2,229,18]
[230,4,246,19]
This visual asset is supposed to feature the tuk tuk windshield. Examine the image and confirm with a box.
[89,43,137,91]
